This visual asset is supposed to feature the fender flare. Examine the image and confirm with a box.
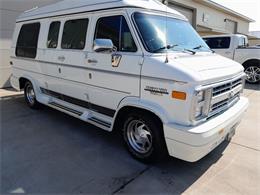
[112,96,171,128]
[18,74,41,100]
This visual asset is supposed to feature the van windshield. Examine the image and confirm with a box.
[133,12,210,53]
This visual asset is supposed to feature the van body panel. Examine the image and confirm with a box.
[11,0,249,162]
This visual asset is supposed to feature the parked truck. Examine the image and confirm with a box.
[203,34,260,84]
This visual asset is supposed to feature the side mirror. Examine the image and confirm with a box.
[93,39,116,53]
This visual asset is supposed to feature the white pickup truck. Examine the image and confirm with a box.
[203,34,260,84]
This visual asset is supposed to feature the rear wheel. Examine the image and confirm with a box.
[244,64,260,84]
[122,111,168,163]
[24,81,40,109]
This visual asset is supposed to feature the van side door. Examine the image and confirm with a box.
[41,20,62,93]
[86,13,142,116]
[43,16,91,104]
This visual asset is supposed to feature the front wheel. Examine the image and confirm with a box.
[24,81,40,109]
[244,64,260,84]
[122,111,168,163]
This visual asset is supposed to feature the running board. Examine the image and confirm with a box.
[49,102,83,116]
[89,117,111,128]
[48,101,112,129]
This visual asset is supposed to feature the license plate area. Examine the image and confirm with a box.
[226,123,238,141]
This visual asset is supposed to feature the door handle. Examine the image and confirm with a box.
[58,56,65,61]
[88,59,98,64]
[225,51,231,54]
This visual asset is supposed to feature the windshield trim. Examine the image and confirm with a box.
[131,11,209,54]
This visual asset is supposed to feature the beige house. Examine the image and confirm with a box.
[248,31,260,46]
[164,0,254,36]
[0,0,257,88]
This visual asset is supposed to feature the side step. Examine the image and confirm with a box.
[89,117,111,128]
[48,101,112,129]
[49,102,83,116]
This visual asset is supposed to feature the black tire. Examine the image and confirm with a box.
[24,81,40,109]
[122,111,168,163]
[244,63,260,84]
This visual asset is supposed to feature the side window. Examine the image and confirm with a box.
[95,15,137,52]
[61,19,89,50]
[238,37,246,47]
[204,37,231,49]
[16,23,40,58]
[47,21,60,48]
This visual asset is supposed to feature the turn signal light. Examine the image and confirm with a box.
[172,91,187,100]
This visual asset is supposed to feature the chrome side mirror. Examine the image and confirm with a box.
[93,39,116,53]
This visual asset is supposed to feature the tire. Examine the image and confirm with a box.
[24,81,40,109]
[122,111,168,163]
[244,63,260,84]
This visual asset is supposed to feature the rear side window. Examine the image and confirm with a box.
[47,21,60,48]
[16,23,40,58]
[204,37,231,49]
[61,19,89,50]
[95,15,137,52]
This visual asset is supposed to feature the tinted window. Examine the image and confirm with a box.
[61,19,88,50]
[203,37,231,49]
[16,23,40,58]
[47,21,60,48]
[95,16,137,52]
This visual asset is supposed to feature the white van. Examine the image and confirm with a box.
[10,0,249,162]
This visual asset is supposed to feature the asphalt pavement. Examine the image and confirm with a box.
[1,84,259,194]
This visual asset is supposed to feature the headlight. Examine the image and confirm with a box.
[197,91,205,102]
[191,89,212,122]
[195,106,203,118]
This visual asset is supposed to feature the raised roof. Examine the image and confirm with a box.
[17,0,186,22]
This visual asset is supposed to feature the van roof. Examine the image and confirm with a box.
[17,0,186,22]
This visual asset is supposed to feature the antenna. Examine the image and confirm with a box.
[163,0,169,63]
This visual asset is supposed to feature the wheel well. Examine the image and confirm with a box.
[242,59,260,68]
[113,106,163,132]
[19,77,30,90]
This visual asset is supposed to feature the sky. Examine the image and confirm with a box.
[212,0,260,31]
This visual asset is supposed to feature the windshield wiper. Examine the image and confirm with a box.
[193,45,215,53]
[153,44,196,55]
[183,48,196,55]
[153,44,179,53]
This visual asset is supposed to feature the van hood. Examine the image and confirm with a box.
[171,53,244,83]
[142,52,244,84]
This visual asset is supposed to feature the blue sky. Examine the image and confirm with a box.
[212,0,260,31]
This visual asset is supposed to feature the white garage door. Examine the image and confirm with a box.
[225,19,237,33]
[169,3,194,25]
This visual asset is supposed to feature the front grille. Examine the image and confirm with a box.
[208,78,243,118]
[211,92,240,112]
[212,78,242,97]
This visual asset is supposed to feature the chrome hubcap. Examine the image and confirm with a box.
[126,120,152,154]
[245,66,260,83]
[26,85,35,104]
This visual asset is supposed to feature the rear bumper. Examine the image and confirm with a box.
[164,97,249,162]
